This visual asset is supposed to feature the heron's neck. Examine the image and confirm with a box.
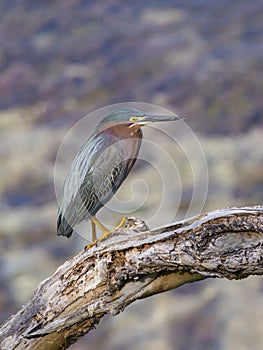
[102,124,143,140]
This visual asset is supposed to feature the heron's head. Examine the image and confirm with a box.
[96,108,183,132]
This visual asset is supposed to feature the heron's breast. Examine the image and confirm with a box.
[103,124,142,158]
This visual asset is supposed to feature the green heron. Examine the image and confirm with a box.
[57,108,182,243]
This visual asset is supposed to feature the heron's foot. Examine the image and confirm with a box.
[98,218,127,242]
[99,217,127,240]
[85,241,97,250]
[84,217,127,250]
[84,229,111,250]
[115,217,127,230]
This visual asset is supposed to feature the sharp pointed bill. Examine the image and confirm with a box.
[130,113,183,126]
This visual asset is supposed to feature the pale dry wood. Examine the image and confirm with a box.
[0,206,262,350]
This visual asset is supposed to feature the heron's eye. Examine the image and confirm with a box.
[129,117,138,122]
[129,116,145,123]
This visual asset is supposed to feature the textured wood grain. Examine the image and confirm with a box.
[0,206,262,350]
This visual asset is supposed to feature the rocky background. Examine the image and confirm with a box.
[0,1,262,349]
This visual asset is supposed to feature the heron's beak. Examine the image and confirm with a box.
[129,113,184,128]
[142,113,184,123]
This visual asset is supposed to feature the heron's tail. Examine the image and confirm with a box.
[57,213,73,238]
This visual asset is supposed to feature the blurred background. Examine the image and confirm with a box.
[0,1,262,349]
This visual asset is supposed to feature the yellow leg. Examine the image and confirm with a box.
[85,216,110,250]
[91,220,97,242]
[98,216,127,241]
[115,217,127,230]
[91,216,109,235]
[85,216,127,250]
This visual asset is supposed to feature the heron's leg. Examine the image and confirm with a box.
[85,216,127,250]
[85,216,111,250]
[91,220,97,242]
[91,216,109,235]
[115,217,127,230]
[85,216,108,250]
[98,217,127,241]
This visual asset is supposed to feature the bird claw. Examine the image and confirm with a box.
[115,217,127,230]
[84,217,127,250]
[84,241,97,251]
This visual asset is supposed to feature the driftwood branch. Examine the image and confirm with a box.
[0,205,262,349]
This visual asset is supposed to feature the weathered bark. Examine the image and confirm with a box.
[0,206,262,350]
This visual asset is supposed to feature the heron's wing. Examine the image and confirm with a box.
[79,140,135,214]
[58,134,140,237]
[57,134,104,236]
